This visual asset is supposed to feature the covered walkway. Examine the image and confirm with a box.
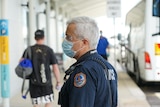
[0,0,150,106]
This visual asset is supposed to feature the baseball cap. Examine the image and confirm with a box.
[35,29,44,36]
[34,29,44,40]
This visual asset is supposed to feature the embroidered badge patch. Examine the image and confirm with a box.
[74,72,86,88]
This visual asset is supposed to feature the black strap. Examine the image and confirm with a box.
[89,58,109,77]
[21,76,29,99]
[21,46,32,99]
[64,62,85,81]
[90,57,112,107]
[24,46,32,59]
[88,57,112,106]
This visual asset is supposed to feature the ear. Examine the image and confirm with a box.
[82,39,89,45]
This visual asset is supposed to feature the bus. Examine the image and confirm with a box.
[124,0,160,85]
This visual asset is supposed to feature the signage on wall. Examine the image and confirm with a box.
[0,19,8,36]
[106,0,121,18]
[0,19,9,64]
[0,19,10,97]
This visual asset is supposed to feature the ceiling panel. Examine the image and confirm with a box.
[49,0,143,20]
[55,0,107,18]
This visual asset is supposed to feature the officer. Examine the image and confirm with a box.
[58,16,117,107]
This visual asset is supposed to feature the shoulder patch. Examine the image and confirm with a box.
[74,72,86,88]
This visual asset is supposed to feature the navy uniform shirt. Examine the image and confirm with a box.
[58,50,117,107]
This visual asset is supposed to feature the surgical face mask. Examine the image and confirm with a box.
[62,39,83,58]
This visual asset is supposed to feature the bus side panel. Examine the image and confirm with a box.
[143,0,160,81]
[125,0,160,82]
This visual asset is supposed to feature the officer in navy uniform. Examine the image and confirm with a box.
[58,16,117,107]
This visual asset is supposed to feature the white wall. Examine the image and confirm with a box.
[7,0,27,97]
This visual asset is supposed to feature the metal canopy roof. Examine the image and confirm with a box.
[52,0,107,18]
[125,0,145,26]
[39,0,143,19]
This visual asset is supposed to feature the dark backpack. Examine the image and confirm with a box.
[30,45,51,86]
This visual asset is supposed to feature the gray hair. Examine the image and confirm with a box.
[66,16,100,49]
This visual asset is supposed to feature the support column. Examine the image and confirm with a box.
[54,0,59,52]
[0,0,1,18]
[28,0,36,45]
[0,0,10,107]
[61,10,66,37]
[0,2,1,103]
[45,0,51,46]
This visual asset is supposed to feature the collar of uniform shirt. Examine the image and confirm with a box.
[77,49,97,62]
[90,49,97,54]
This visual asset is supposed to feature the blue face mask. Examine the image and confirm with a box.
[62,39,76,58]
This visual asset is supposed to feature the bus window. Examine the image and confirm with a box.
[153,0,160,17]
